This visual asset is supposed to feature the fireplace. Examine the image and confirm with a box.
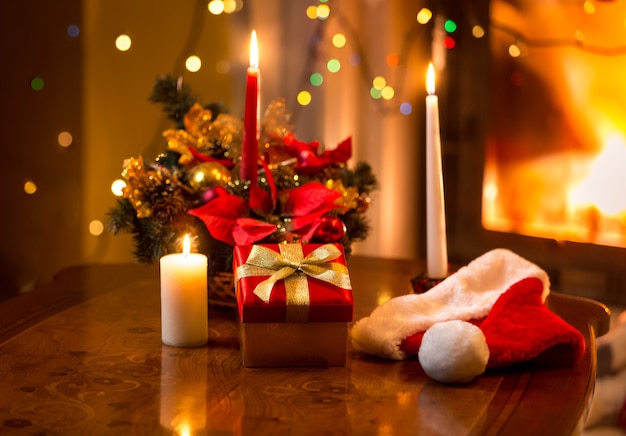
[439,0,626,304]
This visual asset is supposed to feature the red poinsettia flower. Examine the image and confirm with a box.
[283,133,352,174]
[188,191,276,246]
[280,182,347,233]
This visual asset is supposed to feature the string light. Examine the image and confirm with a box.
[24,180,37,195]
[332,33,346,48]
[310,72,324,86]
[472,25,485,39]
[30,77,44,91]
[185,55,202,72]
[417,8,433,25]
[115,34,132,52]
[491,20,626,56]
[89,220,105,236]
[67,24,80,38]
[111,179,127,197]
[58,131,73,147]
[326,58,341,73]
[208,0,224,15]
[297,90,312,106]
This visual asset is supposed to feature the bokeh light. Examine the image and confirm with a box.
[185,55,202,72]
[215,59,230,74]
[223,0,240,13]
[332,33,346,48]
[444,36,456,49]
[111,179,127,197]
[24,180,37,195]
[67,24,80,38]
[306,5,318,20]
[208,0,224,15]
[472,25,485,38]
[317,4,330,20]
[369,87,382,99]
[444,19,457,33]
[310,72,324,86]
[574,30,585,42]
[372,76,386,90]
[381,86,395,100]
[386,53,399,67]
[115,34,132,51]
[297,90,312,106]
[583,0,595,14]
[327,58,341,73]
[508,44,521,57]
[89,220,104,236]
[57,131,73,147]
[31,77,44,91]
[400,102,413,115]
[417,8,433,24]
[349,54,361,66]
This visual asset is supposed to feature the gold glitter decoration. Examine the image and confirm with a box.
[203,113,243,156]
[162,103,243,164]
[163,129,197,164]
[121,156,161,218]
[325,179,360,210]
[262,98,295,140]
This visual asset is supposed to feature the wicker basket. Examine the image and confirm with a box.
[208,272,236,309]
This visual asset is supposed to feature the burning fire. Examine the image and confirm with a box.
[485,0,626,249]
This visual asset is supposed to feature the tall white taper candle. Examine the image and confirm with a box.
[425,62,448,278]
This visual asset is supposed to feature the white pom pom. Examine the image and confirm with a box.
[418,320,489,384]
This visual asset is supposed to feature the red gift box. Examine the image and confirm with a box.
[233,243,354,367]
[233,243,354,323]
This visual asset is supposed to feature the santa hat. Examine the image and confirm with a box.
[350,248,585,384]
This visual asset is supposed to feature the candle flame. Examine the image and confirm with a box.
[183,234,191,257]
[426,62,436,95]
[250,30,258,69]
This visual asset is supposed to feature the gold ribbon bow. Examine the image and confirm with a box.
[236,244,352,321]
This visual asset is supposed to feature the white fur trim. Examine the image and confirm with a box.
[350,248,550,360]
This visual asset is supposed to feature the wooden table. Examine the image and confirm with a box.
[0,257,610,435]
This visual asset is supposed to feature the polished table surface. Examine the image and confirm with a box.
[0,257,610,435]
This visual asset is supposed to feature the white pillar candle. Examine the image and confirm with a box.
[425,62,448,278]
[160,234,208,347]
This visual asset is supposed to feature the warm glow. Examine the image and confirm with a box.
[249,30,258,70]
[568,134,626,216]
[426,62,435,95]
[183,234,191,256]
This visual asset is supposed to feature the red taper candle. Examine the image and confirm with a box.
[241,30,259,185]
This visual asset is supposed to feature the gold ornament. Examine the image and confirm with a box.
[187,162,232,192]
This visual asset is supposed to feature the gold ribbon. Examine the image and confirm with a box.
[235,244,352,322]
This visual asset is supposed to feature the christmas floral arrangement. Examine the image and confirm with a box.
[107,76,377,286]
